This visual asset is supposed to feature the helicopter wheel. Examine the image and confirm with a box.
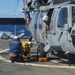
[37,43,46,58]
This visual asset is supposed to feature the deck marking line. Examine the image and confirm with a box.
[0,49,9,54]
[1,56,75,69]
[51,60,59,63]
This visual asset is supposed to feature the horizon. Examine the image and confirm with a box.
[0,0,24,18]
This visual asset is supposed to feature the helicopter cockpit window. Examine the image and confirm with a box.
[72,7,75,26]
[57,8,68,28]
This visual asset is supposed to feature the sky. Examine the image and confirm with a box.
[0,0,24,18]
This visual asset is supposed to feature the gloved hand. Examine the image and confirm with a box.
[22,55,27,59]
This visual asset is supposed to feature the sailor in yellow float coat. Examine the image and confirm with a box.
[21,41,32,57]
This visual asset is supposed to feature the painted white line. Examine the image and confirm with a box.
[24,63,75,69]
[0,56,75,69]
[51,60,59,63]
[0,49,9,54]
[0,56,11,63]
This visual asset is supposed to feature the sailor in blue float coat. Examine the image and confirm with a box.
[9,36,24,62]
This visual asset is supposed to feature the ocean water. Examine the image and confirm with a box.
[0,25,31,37]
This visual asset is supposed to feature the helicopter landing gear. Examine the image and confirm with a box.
[66,53,72,66]
[65,51,71,66]
[37,43,46,58]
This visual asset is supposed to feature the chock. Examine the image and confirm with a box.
[38,58,47,62]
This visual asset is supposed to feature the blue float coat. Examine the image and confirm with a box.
[9,39,24,55]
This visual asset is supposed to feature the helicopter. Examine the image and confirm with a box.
[23,0,75,59]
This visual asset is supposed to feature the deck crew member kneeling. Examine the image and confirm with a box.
[9,36,24,63]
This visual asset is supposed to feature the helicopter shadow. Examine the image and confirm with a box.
[50,51,75,65]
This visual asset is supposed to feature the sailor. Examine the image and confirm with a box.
[21,41,32,58]
[42,15,50,30]
[9,36,24,62]
[43,15,49,25]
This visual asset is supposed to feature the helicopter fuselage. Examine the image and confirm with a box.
[23,0,75,57]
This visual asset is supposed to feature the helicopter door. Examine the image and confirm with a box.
[56,7,68,43]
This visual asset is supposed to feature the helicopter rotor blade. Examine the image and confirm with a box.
[14,0,20,13]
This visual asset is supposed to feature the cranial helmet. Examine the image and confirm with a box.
[13,36,20,41]
[42,15,48,22]
[14,36,18,39]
